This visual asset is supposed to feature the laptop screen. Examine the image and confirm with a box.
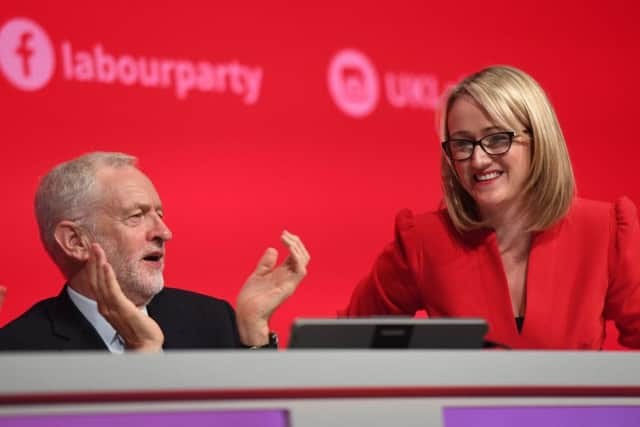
[288,318,488,349]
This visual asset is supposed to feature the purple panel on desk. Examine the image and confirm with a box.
[443,406,640,427]
[0,409,289,427]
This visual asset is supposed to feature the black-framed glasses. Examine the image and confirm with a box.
[442,131,522,161]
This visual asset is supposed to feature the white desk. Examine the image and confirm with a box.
[1,351,639,426]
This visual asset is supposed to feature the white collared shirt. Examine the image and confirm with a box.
[66,286,149,354]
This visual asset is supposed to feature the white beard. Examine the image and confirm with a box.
[98,238,165,306]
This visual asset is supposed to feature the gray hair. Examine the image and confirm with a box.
[35,152,137,272]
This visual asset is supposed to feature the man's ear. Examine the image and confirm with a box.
[54,220,90,261]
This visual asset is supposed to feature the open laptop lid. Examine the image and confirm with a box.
[288,317,488,349]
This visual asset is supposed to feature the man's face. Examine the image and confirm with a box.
[89,165,172,306]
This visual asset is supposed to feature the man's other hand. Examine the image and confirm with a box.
[236,230,310,346]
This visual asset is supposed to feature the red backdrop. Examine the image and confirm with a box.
[1,1,639,348]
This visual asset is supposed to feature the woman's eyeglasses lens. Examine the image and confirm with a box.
[443,131,514,161]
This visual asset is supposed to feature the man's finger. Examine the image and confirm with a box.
[254,247,278,276]
[87,244,98,297]
[93,244,104,299]
[281,231,310,270]
[99,256,137,338]
[299,239,310,262]
[285,254,307,276]
[103,260,126,307]
[281,230,310,263]
[94,243,122,318]
[95,244,112,316]
[283,242,305,272]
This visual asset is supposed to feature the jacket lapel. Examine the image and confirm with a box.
[48,286,107,350]
[147,288,187,349]
[519,223,561,346]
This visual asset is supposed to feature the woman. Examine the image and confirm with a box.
[342,65,640,349]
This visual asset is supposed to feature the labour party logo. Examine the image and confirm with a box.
[0,17,55,91]
[327,49,379,118]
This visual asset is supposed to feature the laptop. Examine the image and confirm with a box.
[288,317,488,349]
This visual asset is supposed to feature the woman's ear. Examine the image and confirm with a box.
[54,220,91,261]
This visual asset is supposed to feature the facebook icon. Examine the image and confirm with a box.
[0,17,55,91]
[16,32,35,77]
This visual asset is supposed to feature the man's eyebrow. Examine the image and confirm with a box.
[125,202,151,212]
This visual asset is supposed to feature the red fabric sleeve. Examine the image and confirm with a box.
[605,197,640,348]
[340,209,424,317]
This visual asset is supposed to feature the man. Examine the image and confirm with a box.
[0,152,310,351]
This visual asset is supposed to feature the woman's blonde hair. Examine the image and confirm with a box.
[440,65,575,232]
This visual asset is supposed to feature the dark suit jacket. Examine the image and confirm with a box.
[0,286,243,351]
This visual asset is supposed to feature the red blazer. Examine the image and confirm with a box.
[342,197,640,349]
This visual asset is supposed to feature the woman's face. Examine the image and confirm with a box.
[446,96,531,219]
